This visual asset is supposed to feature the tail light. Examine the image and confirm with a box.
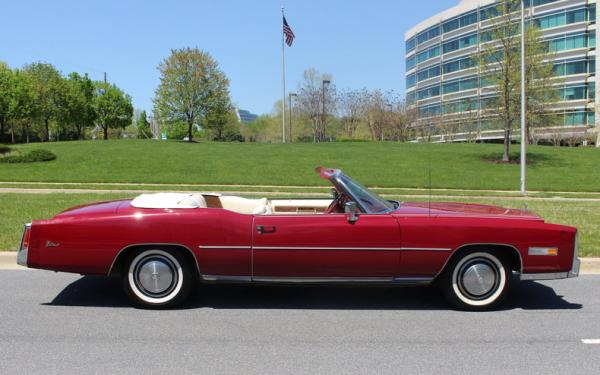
[17,224,31,267]
[21,226,31,250]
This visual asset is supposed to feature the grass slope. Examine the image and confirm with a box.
[2,192,598,256]
[1,140,599,191]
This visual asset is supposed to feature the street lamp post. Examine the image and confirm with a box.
[321,80,331,142]
[520,0,527,194]
[289,93,297,143]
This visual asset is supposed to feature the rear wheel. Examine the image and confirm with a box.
[122,248,193,309]
[440,251,511,311]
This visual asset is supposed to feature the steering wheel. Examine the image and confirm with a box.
[326,192,345,214]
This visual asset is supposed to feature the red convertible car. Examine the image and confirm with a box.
[17,167,579,310]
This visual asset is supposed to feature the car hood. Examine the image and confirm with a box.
[395,201,541,220]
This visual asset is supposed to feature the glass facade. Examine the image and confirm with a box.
[405,0,598,136]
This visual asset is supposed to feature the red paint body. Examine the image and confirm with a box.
[24,197,577,279]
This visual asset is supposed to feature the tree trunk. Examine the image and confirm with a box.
[103,125,108,140]
[187,119,194,142]
[10,122,15,144]
[502,128,511,162]
[45,118,50,142]
[0,117,5,143]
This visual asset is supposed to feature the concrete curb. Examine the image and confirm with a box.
[1,252,599,274]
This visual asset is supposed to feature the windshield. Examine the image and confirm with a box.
[338,174,396,214]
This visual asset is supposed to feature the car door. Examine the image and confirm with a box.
[252,213,401,280]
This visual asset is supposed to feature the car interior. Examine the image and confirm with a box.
[130,192,334,215]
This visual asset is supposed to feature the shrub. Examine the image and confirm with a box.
[0,146,11,155]
[0,149,57,163]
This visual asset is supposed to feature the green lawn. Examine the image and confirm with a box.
[1,140,599,191]
[2,192,599,256]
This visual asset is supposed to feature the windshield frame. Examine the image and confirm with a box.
[329,172,396,214]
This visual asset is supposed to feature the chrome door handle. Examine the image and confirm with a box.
[257,225,276,234]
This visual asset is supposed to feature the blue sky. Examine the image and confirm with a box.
[1,0,457,115]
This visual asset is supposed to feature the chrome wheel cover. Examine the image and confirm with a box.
[460,261,497,298]
[128,250,184,304]
[134,255,177,297]
[451,252,506,306]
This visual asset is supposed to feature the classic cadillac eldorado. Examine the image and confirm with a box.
[17,167,580,310]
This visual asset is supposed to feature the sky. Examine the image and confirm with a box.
[1,0,457,115]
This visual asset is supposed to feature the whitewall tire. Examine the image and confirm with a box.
[440,251,511,311]
[122,248,193,309]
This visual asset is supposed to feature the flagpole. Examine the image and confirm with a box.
[520,0,526,194]
[281,7,286,143]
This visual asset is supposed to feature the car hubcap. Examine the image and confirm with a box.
[457,259,500,300]
[134,255,178,298]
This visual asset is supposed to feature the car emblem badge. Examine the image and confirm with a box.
[46,241,60,248]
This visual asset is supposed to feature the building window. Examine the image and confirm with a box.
[407,38,416,52]
[442,76,478,94]
[416,46,440,63]
[417,65,441,82]
[418,104,441,118]
[443,18,460,33]
[417,85,441,100]
[553,59,595,76]
[416,25,441,45]
[546,32,594,52]
[406,55,416,70]
[406,74,416,88]
[534,6,592,30]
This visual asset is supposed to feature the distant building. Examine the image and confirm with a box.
[236,109,259,123]
[405,0,597,142]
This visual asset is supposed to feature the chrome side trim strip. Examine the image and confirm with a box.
[199,245,252,250]
[199,275,434,285]
[199,245,451,252]
[201,275,252,282]
[400,247,451,251]
[252,246,403,251]
[520,272,568,281]
[392,277,434,285]
[252,276,393,283]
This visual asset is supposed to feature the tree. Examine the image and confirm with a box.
[22,63,65,142]
[0,62,13,143]
[0,65,36,143]
[296,68,336,142]
[153,48,231,142]
[476,0,559,161]
[337,89,364,139]
[93,81,133,140]
[201,97,235,141]
[136,110,152,139]
[62,72,96,140]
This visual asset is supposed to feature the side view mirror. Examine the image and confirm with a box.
[344,201,359,223]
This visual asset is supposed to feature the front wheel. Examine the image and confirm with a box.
[122,249,193,309]
[440,251,511,311]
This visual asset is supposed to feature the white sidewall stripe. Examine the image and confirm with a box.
[128,249,184,305]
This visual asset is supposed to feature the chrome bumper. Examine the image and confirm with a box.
[520,233,580,281]
[16,223,31,267]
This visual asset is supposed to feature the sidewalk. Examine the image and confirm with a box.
[1,252,599,273]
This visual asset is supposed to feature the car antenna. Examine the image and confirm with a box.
[428,140,432,217]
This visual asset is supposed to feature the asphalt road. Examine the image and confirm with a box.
[1,270,599,374]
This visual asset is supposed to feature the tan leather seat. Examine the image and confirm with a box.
[219,196,272,215]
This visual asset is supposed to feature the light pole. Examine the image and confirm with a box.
[520,0,527,194]
[321,80,331,142]
[289,93,297,143]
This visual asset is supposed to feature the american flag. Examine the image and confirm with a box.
[283,16,295,46]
